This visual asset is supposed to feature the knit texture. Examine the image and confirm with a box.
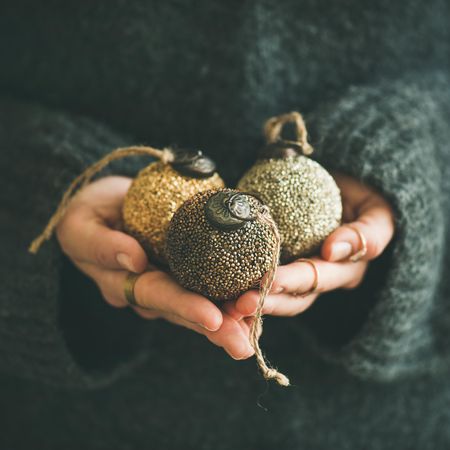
[304,71,450,380]
[0,98,152,387]
[0,0,449,449]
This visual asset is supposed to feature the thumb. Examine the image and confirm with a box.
[58,210,149,272]
[88,224,149,272]
[322,200,395,262]
[92,226,148,273]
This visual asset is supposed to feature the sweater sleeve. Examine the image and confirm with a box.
[0,97,152,388]
[299,70,450,381]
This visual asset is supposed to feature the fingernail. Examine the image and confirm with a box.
[329,242,353,262]
[231,341,254,360]
[233,353,254,360]
[238,348,255,360]
[197,322,220,332]
[116,253,136,272]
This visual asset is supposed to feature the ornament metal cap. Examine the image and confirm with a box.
[205,191,262,231]
[170,148,217,178]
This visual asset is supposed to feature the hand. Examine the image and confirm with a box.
[224,173,395,319]
[56,175,255,360]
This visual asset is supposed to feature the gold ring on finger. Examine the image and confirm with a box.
[295,258,319,297]
[124,272,142,307]
[345,224,368,262]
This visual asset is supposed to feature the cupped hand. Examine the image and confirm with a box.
[55,175,254,360]
[224,173,395,320]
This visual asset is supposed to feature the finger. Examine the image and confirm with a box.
[243,316,262,339]
[92,226,149,272]
[221,302,261,337]
[235,259,367,316]
[86,265,253,359]
[130,270,223,332]
[237,317,251,335]
[92,268,224,333]
[322,202,395,262]
[203,312,254,360]
[222,301,246,321]
[272,259,368,295]
[324,174,395,262]
[160,311,254,360]
[58,208,149,273]
[235,289,319,317]
[222,300,268,339]
[332,173,377,210]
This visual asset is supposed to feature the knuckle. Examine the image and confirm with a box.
[356,219,388,260]
[93,243,110,267]
[142,270,165,286]
[269,279,283,294]
[133,272,163,310]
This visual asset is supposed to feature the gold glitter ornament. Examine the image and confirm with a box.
[238,112,342,263]
[27,145,224,260]
[122,159,224,264]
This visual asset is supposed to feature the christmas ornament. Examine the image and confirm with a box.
[122,149,224,264]
[28,146,224,262]
[166,188,289,386]
[238,111,342,262]
[166,188,277,301]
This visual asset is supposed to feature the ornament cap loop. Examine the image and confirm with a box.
[263,111,314,157]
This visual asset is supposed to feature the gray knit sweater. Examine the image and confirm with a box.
[0,1,449,449]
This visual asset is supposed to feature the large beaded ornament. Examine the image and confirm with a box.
[166,188,278,301]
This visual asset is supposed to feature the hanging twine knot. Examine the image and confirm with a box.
[28,145,175,254]
[263,111,314,156]
[250,205,290,387]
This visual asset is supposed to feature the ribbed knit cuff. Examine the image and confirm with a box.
[299,71,450,380]
[0,97,150,387]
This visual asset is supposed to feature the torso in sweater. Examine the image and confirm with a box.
[0,0,449,182]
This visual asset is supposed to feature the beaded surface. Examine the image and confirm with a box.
[166,189,277,301]
[238,155,342,262]
[122,161,224,264]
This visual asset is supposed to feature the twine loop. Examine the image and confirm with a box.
[263,111,313,156]
[28,145,174,254]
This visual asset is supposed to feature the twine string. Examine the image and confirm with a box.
[249,206,290,387]
[28,145,174,254]
[263,111,314,156]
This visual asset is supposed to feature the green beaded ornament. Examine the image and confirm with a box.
[238,112,342,263]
